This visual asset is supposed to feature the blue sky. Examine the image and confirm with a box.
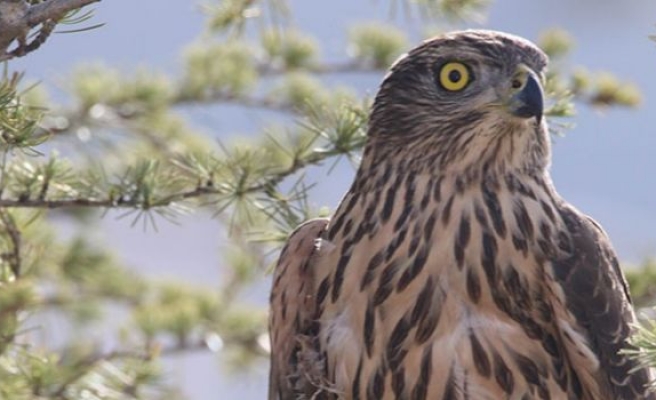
[13,0,656,398]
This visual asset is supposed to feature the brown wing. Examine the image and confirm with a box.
[554,205,654,399]
[268,218,329,400]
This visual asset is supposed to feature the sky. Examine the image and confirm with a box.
[12,0,656,398]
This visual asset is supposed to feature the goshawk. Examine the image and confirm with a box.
[268,30,653,400]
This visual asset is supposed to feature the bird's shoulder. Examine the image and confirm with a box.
[268,218,330,400]
[272,218,331,292]
[552,203,632,305]
[551,202,654,399]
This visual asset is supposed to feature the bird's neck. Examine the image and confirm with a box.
[330,154,562,261]
[363,117,552,180]
[355,150,553,198]
[351,155,557,202]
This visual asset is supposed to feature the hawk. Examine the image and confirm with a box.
[268,30,654,399]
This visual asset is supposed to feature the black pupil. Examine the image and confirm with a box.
[448,69,462,83]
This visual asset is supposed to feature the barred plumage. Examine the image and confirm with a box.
[269,30,653,400]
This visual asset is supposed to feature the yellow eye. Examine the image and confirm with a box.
[438,62,471,91]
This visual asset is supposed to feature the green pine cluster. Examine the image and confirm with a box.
[0,0,651,398]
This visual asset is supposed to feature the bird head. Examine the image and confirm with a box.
[366,30,550,176]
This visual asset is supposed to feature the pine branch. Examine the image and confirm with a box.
[26,0,98,26]
[256,60,379,77]
[48,70,362,134]
[0,0,101,62]
[0,170,277,210]
[49,338,233,398]
[176,92,300,114]
[0,144,345,210]
[0,209,21,277]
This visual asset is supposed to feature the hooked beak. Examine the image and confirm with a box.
[504,66,544,123]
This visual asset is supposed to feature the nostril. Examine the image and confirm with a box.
[511,78,523,89]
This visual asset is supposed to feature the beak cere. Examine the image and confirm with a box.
[508,73,544,123]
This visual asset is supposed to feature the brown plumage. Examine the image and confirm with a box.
[268,30,654,400]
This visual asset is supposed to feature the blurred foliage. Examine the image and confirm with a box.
[390,0,489,22]
[626,259,656,308]
[538,28,641,121]
[181,41,258,100]
[349,23,409,68]
[0,0,651,399]
[261,29,319,70]
[619,264,656,374]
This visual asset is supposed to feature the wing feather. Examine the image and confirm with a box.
[268,218,329,400]
[554,205,654,399]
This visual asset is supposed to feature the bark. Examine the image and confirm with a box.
[0,0,101,61]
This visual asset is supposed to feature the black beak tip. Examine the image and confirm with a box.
[511,74,544,123]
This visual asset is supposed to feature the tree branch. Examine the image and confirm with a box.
[176,92,301,114]
[26,0,98,26]
[0,209,21,277]
[0,0,101,62]
[256,61,379,77]
[0,142,348,210]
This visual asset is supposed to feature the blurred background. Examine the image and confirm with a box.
[6,0,656,398]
